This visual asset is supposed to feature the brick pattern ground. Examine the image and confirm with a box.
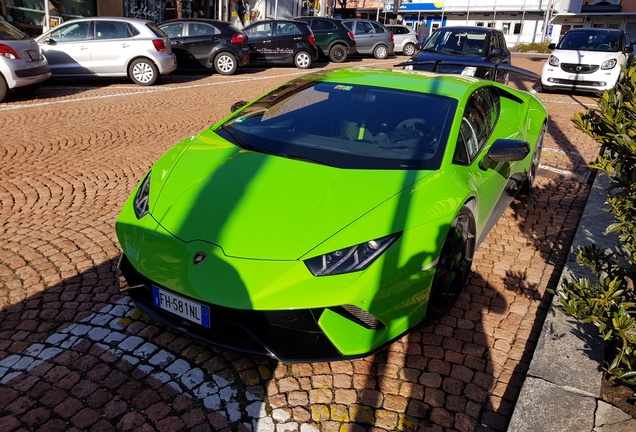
[0,55,602,431]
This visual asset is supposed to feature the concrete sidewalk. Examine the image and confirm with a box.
[509,173,636,431]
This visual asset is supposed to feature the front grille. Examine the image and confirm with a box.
[560,63,598,74]
[550,78,605,87]
[118,254,344,361]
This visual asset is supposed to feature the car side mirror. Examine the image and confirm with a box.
[230,101,248,112]
[44,38,57,45]
[625,45,634,53]
[480,139,530,170]
[491,47,503,56]
[548,43,556,50]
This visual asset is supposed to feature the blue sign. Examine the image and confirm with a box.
[385,1,443,12]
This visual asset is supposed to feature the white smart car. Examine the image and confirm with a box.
[541,28,633,94]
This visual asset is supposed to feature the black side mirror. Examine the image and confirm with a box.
[491,47,503,56]
[548,43,557,50]
[481,139,530,170]
[625,45,634,53]
[230,101,248,112]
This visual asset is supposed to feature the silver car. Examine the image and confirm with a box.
[386,24,418,56]
[0,18,51,103]
[342,19,394,59]
[36,17,176,86]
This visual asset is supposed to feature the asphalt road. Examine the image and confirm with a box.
[0,54,604,432]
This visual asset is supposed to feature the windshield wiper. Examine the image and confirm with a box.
[220,125,258,151]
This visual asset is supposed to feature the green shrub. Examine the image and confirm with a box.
[513,41,552,53]
[557,66,636,385]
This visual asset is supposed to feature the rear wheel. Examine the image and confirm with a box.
[403,43,416,56]
[521,125,546,194]
[428,207,476,318]
[213,52,238,75]
[373,44,389,59]
[129,58,159,86]
[329,44,347,63]
[0,75,8,103]
[294,51,312,69]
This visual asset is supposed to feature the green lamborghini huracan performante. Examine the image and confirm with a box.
[116,66,547,361]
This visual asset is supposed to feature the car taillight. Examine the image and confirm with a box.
[308,33,315,46]
[152,39,167,52]
[0,43,20,60]
[231,33,246,44]
[390,33,394,43]
[348,31,355,41]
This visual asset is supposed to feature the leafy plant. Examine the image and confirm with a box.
[557,65,636,385]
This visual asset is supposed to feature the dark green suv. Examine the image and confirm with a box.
[293,17,356,62]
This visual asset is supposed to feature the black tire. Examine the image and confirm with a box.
[0,75,8,103]
[428,207,476,318]
[129,58,159,86]
[213,52,238,75]
[521,125,546,194]
[373,44,389,59]
[294,51,312,69]
[403,43,416,56]
[329,44,348,63]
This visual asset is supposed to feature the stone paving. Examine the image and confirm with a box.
[0,55,604,431]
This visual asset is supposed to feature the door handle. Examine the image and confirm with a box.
[294,37,302,40]
[263,39,271,43]
[122,43,130,48]
[80,46,88,50]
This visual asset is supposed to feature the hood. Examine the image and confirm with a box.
[149,134,432,260]
[412,51,492,65]
[552,48,621,65]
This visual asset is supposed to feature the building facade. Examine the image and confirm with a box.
[3,0,636,45]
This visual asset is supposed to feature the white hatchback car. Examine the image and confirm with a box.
[0,18,51,102]
[386,24,418,56]
[36,17,176,86]
[541,28,633,94]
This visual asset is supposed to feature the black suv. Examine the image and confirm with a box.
[293,16,356,63]
[407,26,511,82]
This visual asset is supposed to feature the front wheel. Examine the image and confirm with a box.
[294,51,312,69]
[428,207,476,318]
[329,44,347,63]
[403,43,416,56]
[214,52,238,75]
[373,44,389,59]
[129,58,159,86]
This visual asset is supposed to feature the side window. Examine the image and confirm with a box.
[312,20,335,31]
[247,22,273,37]
[50,21,91,42]
[160,23,184,38]
[371,23,386,33]
[498,32,507,49]
[190,23,219,36]
[95,21,130,40]
[276,23,301,35]
[358,22,374,34]
[453,88,500,164]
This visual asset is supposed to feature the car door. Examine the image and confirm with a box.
[91,20,138,75]
[245,21,274,64]
[272,22,306,63]
[344,20,374,53]
[160,22,195,67]
[451,87,512,239]
[182,22,222,68]
[39,20,93,75]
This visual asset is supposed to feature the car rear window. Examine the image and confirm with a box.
[0,20,27,41]
[219,81,456,170]
[147,22,167,38]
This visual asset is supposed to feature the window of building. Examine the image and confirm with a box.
[476,22,484,27]
[502,22,511,34]
[513,23,522,35]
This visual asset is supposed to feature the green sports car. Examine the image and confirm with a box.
[116,66,547,361]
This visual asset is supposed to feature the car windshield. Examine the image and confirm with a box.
[218,81,456,170]
[423,29,487,56]
[0,19,28,40]
[557,30,621,52]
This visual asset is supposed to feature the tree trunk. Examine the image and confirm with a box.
[176,0,183,19]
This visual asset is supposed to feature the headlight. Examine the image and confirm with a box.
[601,58,618,70]
[548,55,559,67]
[305,233,401,276]
[133,171,151,219]
[461,66,477,77]
[404,64,413,70]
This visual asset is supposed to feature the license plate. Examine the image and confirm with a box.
[569,74,586,81]
[152,286,211,328]
[26,50,40,61]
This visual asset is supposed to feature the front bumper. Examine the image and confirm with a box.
[541,65,620,93]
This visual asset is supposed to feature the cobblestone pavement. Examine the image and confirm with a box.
[0,55,603,432]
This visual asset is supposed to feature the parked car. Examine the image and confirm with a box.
[342,19,394,59]
[406,26,511,83]
[293,16,356,63]
[386,24,418,56]
[35,17,177,86]
[243,19,317,69]
[115,66,547,361]
[158,18,248,75]
[0,17,51,102]
[540,27,633,94]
